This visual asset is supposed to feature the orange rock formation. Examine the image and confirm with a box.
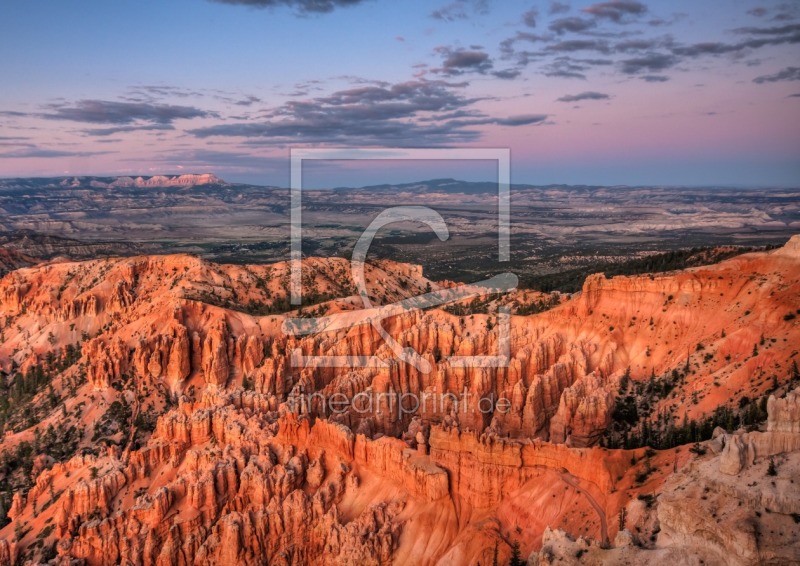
[0,237,797,564]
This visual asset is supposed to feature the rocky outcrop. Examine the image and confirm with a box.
[84,173,226,189]
[717,389,800,475]
[768,387,800,433]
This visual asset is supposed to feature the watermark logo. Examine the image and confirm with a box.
[282,148,517,373]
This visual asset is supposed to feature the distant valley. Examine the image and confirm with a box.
[1,175,797,282]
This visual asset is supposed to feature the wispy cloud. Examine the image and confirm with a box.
[207,0,370,15]
[81,124,176,137]
[753,66,800,83]
[619,52,678,74]
[582,1,647,23]
[0,147,113,159]
[430,0,488,22]
[42,100,217,125]
[549,2,570,15]
[557,91,610,102]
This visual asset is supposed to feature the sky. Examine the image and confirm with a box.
[0,0,799,187]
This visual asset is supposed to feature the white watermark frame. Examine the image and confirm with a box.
[285,147,515,372]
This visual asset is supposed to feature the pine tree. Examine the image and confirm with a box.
[767,457,777,476]
[509,541,524,566]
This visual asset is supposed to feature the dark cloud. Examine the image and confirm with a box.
[734,23,800,36]
[788,93,800,98]
[42,100,216,125]
[547,39,611,54]
[640,74,669,82]
[753,66,800,83]
[522,8,538,27]
[747,7,768,18]
[549,2,570,15]
[619,52,678,74]
[187,79,541,146]
[492,68,523,79]
[549,16,596,34]
[672,42,740,57]
[556,91,610,102]
[582,1,647,23]
[208,0,368,14]
[671,23,800,59]
[434,47,494,76]
[431,0,488,22]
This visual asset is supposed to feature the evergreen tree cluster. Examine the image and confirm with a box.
[601,366,776,451]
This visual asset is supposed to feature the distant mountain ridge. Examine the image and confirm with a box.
[60,173,226,189]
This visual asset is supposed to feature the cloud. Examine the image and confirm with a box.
[747,7,768,18]
[541,56,613,79]
[42,100,216,125]
[434,47,494,75]
[582,1,647,23]
[81,124,176,137]
[234,95,262,106]
[500,31,552,58]
[491,114,548,126]
[556,91,610,102]
[431,0,488,22]
[640,74,669,82]
[129,85,205,99]
[671,42,740,57]
[496,5,796,84]
[188,79,543,146]
[522,8,538,27]
[549,2,570,15]
[547,39,611,54]
[619,52,678,74]
[788,93,800,98]
[670,23,800,59]
[753,66,800,83]
[207,0,369,14]
[734,23,800,36]
[0,147,113,159]
[492,68,523,79]
[549,17,596,34]
[615,38,664,52]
